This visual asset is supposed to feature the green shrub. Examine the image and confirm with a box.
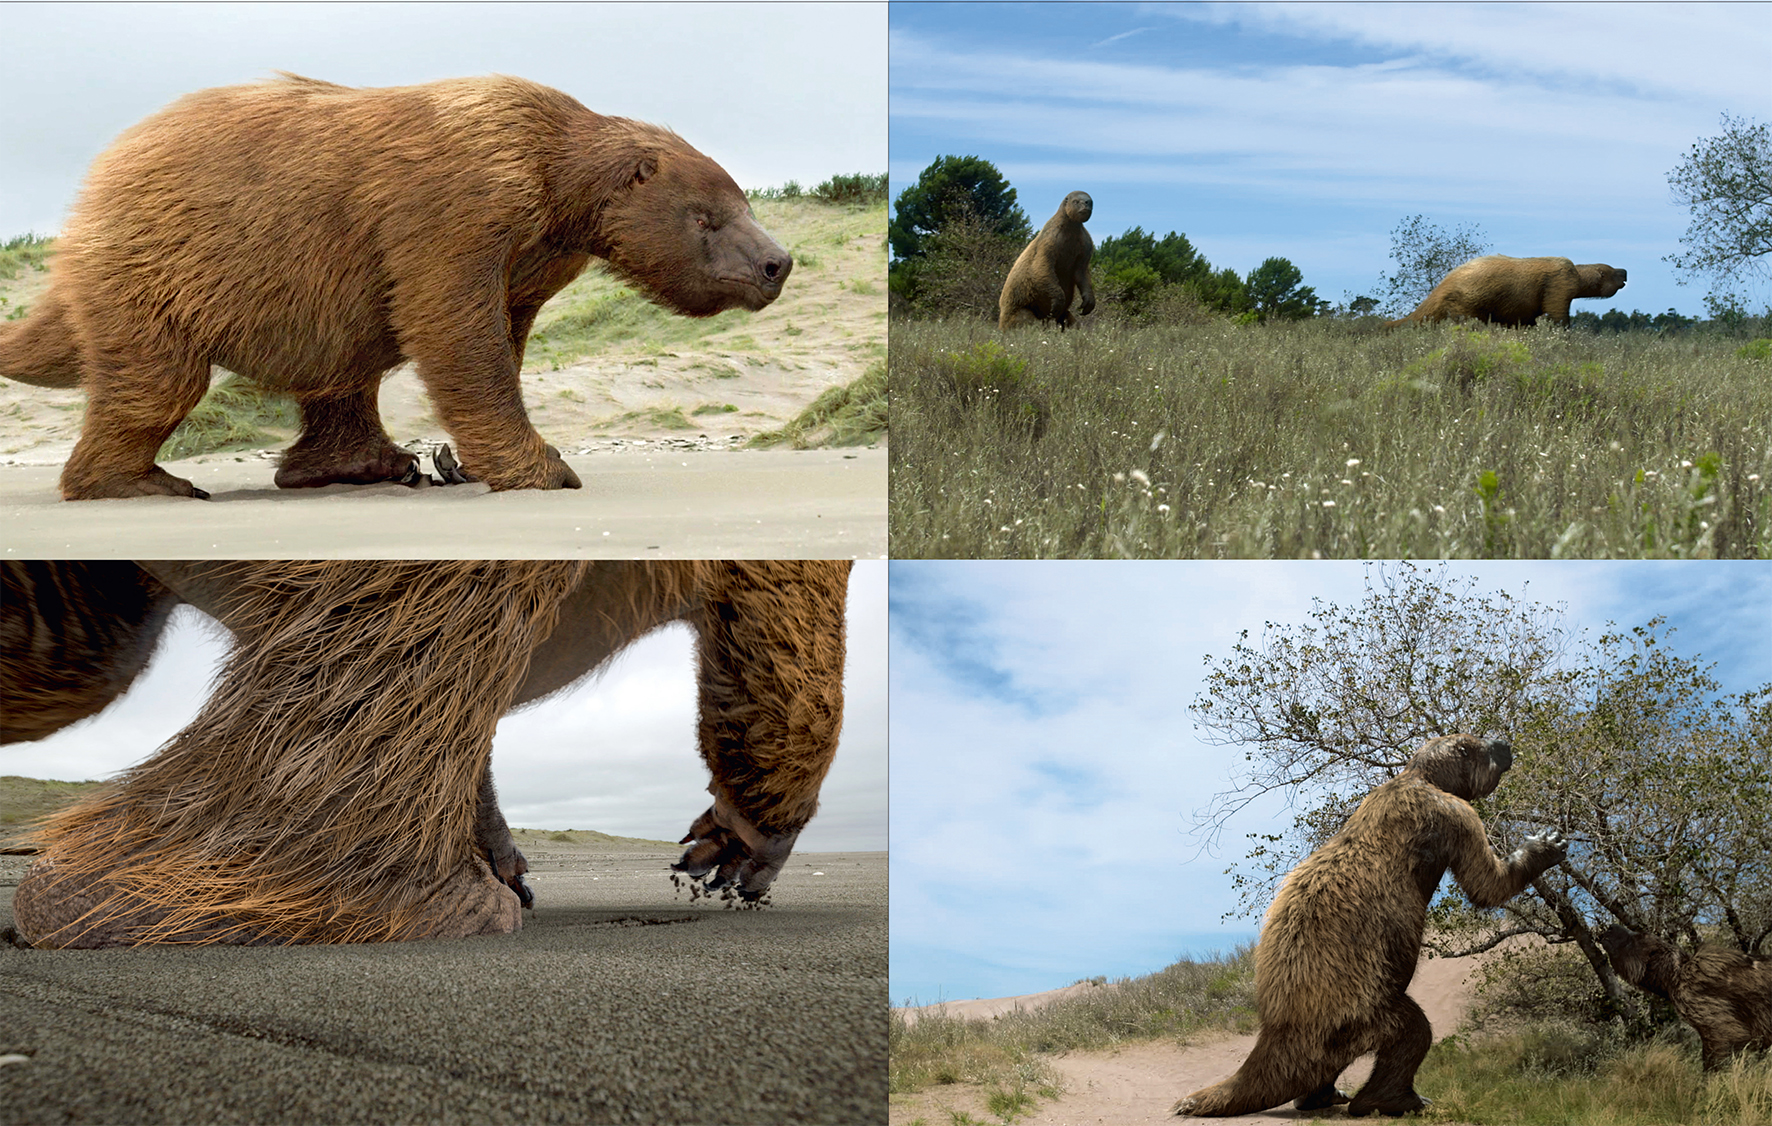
[812,172,888,204]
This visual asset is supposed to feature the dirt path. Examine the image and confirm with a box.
[890,952,1489,1126]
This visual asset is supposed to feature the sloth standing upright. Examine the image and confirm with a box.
[998,190,1095,331]
[0,74,792,500]
[1174,735,1568,1118]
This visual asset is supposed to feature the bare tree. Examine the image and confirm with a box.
[1666,113,1772,314]
[1377,215,1490,317]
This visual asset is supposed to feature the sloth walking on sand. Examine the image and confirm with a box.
[0,74,791,501]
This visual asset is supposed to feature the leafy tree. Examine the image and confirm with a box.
[1666,113,1772,311]
[888,155,1030,264]
[1244,257,1325,321]
[1093,228,1250,317]
[1189,563,1771,1017]
[901,207,1027,321]
[1377,215,1490,317]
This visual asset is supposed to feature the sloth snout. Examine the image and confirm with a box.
[760,250,792,287]
[1487,738,1514,770]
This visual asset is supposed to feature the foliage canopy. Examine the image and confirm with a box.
[1190,563,1770,1016]
[888,155,1030,263]
[1666,113,1772,315]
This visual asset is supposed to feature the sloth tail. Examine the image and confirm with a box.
[0,288,83,388]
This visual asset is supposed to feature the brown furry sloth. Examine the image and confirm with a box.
[1173,734,1567,1118]
[999,191,1096,330]
[1387,255,1626,328]
[0,559,849,947]
[1599,924,1772,1070]
[0,74,791,500]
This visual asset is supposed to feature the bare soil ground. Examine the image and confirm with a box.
[890,952,1491,1126]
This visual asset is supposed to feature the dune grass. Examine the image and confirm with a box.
[0,776,102,846]
[891,946,1257,1100]
[749,358,886,448]
[156,375,299,461]
[889,316,1772,558]
[525,192,887,372]
[0,233,54,281]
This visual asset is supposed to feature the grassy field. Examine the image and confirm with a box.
[889,316,1772,558]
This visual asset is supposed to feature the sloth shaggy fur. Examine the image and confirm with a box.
[1173,734,1567,1118]
[3,560,849,947]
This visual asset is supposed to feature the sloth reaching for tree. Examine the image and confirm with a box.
[1174,734,1567,1118]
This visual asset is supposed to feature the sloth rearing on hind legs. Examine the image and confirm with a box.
[1172,734,1567,1118]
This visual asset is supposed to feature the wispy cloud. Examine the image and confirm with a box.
[890,3,1771,313]
[1090,25,1155,50]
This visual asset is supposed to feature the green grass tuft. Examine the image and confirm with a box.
[0,233,54,280]
[157,376,299,461]
[891,946,1256,1097]
[748,359,885,449]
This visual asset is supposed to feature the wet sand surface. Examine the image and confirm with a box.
[0,447,886,559]
[0,849,886,1125]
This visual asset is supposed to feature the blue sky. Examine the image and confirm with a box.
[889,560,1772,1005]
[890,2,1772,317]
[0,2,885,237]
[5,562,886,854]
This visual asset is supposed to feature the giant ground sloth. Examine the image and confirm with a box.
[1,560,848,948]
[0,74,791,500]
[1387,255,1626,328]
[998,191,1095,331]
[1599,924,1772,1071]
[1173,734,1568,1118]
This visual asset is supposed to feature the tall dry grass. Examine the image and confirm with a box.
[890,316,1772,558]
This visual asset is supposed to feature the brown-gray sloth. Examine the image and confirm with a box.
[0,560,848,947]
[1173,735,1567,1118]
[1387,255,1626,328]
[999,191,1095,330]
[1599,924,1772,1071]
[0,74,790,500]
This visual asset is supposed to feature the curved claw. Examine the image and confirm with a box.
[433,443,477,485]
[485,844,532,908]
[672,792,801,901]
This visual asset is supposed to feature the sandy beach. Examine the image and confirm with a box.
[0,445,885,559]
[1,844,887,1125]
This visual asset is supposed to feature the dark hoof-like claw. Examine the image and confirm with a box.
[433,443,476,485]
[671,791,802,906]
